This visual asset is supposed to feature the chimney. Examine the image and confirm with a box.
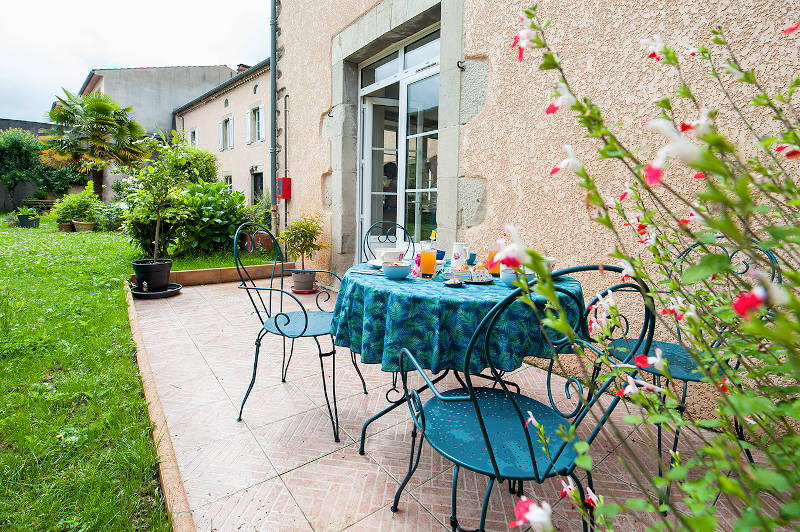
[236,64,251,73]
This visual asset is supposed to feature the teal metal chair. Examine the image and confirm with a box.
[391,265,656,531]
[233,222,366,442]
[362,220,417,262]
[607,237,781,500]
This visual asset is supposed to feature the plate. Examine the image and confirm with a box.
[464,279,493,285]
[366,259,383,268]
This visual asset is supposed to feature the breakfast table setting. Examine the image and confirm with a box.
[330,237,586,452]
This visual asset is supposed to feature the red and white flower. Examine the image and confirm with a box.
[618,260,636,281]
[644,119,702,187]
[640,34,666,61]
[509,497,553,530]
[550,145,582,176]
[782,18,800,34]
[524,410,539,428]
[732,286,768,320]
[684,48,699,56]
[635,347,665,372]
[486,225,528,270]
[560,478,576,499]
[616,375,666,396]
[776,144,800,159]
[637,228,657,246]
[718,377,732,393]
[662,295,685,317]
[615,375,639,396]
[585,487,600,509]
[619,182,633,201]
[693,172,706,179]
[679,208,701,226]
[546,81,576,115]
[680,108,713,136]
[744,415,758,425]
[511,27,537,63]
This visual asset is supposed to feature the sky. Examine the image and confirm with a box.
[0,1,268,122]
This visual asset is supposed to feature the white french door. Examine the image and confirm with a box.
[356,28,440,260]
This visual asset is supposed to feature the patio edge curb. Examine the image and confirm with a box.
[125,284,197,532]
[128,261,295,287]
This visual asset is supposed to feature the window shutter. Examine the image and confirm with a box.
[228,118,234,149]
[258,105,265,141]
[218,121,224,151]
[245,111,252,144]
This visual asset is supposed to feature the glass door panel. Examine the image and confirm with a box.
[403,73,439,242]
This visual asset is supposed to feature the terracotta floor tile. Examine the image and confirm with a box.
[252,407,354,474]
[365,418,453,490]
[281,444,400,531]
[193,478,311,531]
[344,497,447,531]
[236,380,319,429]
[180,429,278,507]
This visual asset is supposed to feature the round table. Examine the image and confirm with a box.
[331,266,584,374]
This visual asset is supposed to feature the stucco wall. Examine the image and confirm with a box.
[176,70,270,205]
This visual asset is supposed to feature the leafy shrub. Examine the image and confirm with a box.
[251,194,273,232]
[39,165,84,195]
[15,206,38,218]
[169,145,219,183]
[98,203,124,231]
[124,189,179,257]
[171,181,250,255]
[51,181,103,224]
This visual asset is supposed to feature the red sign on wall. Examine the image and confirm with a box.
[277,177,291,199]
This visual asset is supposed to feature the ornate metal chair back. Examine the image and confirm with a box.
[362,220,416,262]
[456,265,656,483]
[233,222,287,325]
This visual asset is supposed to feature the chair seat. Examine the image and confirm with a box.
[608,339,705,382]
[264,310,333,337]
[422,387,577,480]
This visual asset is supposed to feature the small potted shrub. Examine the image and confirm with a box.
[279,213,326,292]
[51,181,103,232]
[15,206,40,229]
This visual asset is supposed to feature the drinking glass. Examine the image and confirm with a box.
[420,243,437,278]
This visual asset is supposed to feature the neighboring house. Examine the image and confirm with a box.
[273,0,796,276]
[173,60,270,206]
[78,65,236,200]
[0,118,53,211]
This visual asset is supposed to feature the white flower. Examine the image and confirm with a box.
[640,34,666,61]
[618,260,636,281]
[549,145,583,175]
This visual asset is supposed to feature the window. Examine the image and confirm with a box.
[246,106,265,143]
[224,98,229,107]
[252,172,263,204]
[188,128,198,146]
[223,175,232,191]
[219,117,234,151]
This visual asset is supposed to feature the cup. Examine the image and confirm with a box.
[420,243,437,279]
[467,251,477,266]
[487,251,501,275]
[376,248,405,263]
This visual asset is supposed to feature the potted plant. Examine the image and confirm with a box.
[279,213,326,292]
[125,133,181,293]
[51,181,103,231]
[15,206,40,229]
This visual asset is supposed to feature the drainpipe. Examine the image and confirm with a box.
[269,0,279,235]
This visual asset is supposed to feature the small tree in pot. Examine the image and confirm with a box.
[125,133,181,292]
[279,213,326,292]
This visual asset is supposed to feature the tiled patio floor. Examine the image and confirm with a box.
[133,282,745,531]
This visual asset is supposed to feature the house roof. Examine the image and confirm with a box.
[172,59,270,115]
[77,65,234,96]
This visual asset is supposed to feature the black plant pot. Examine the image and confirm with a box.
[132,259,173,292]
[17,215,39,228]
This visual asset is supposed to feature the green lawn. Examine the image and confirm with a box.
[0,218,169,530]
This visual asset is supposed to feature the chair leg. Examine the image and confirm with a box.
[281,336,295,382]
[450,465,460,532]
[316,336,339,442]
[391,427,424,512]
[351,350,367,394]
[478,477,495,532]
[238,329,267,422]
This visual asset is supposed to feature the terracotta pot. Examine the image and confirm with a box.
[291,271,316,292]
[58,223,75,232]
[72,220,96,232]
[253,233,274,252]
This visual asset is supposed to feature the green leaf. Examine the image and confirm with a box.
[682,253,732,284]
[625,498,655,511]
[574,454,593,470]
[539,52,560,71]
[573,441,589,454]
[655,97,672,112]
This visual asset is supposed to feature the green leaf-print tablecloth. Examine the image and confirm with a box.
[331,267,584,374]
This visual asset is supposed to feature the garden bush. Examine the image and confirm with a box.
[171,181,250,255]
[50,181,103,224]
[98,203,125,231]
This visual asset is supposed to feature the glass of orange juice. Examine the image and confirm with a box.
[488,250,501,275]
[420,243,437,278]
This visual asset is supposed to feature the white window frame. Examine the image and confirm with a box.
[246,105,265,144]
[219,117,234,151]
[223,175,233,191]
[188,128,198,146]
[356,24,441,255]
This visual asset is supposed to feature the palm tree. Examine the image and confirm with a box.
[40,89,147,195]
